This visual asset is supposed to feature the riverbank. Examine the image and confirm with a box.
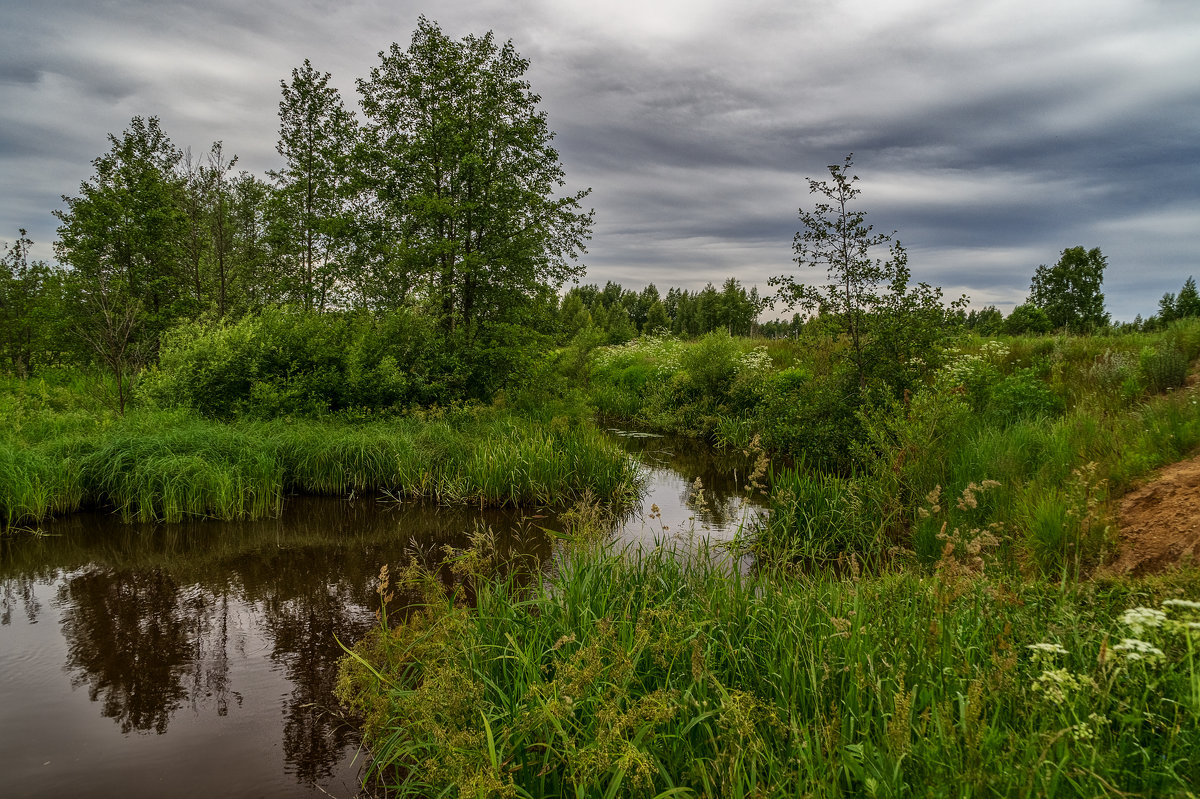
[338,524,1200,798]
[0,375,641,528]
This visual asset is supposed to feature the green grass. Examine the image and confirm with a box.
[338,535,1200,798]
[747,324,1200,576]
[0,399,642,527]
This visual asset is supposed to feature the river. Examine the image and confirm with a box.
[0,432,763,798]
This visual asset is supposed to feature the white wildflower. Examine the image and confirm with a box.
[1031,669,1095,705]
[736,346,772,374]
[1162,599,1200,612]
[1027,642,1069,655]
[1120,607,1167,636]
[1111,638,1165,663]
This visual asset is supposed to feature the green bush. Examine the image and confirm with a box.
[138,307,452,417]
[679,330,741,399]
[987,367,1065,423]
[756,369,862,472]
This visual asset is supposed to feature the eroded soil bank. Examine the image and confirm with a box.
[1112,452,1200,575]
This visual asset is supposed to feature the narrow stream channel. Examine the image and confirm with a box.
[0,432,764,798]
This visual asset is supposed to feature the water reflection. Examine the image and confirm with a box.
[0,434,767,798]
[0,499,556,797]
[608,430,767,540]
[59,568,195,734]
[1,574,41,626]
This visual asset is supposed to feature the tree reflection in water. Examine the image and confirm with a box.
[608,430,767,532]
[13,497,553,785]
[58,568,194,734]
[1,574,42,626]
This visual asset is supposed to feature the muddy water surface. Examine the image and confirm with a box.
[0,433,762,798]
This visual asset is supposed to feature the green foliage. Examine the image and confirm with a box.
[340,533,1200,798]
[269,60,359,311]
[987,367,1065,423]
[679,330,741,398]
[1158,276,1200,324]
[1086,349,1144,411]
[756,368,862,472]
[1028,246,1110,333]
[139,308,418,417]
[1002,303,1052,335]
[54,116,193,346]
[0,395,641,528]
[53,117,196,411]
[358,16,593,340]
[0,230,76,375]
[138,307,549,416]
[770,154,962,390]
[754,468,873,565]
[964,305,1003,335]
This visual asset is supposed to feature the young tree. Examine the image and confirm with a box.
[644,300,670,334]
[55,116,191,390]
[358,17,593,341]
[1002,303,1053,335]
[203,142,239,317]
[966,305,1004,336]
[1175,276,1200,319]
[634,283,660,332]
[1028,246,1109,333]
[1,229,58,374]
[771,154,957,389]
[1159,290,1179,324]
[270,60,359,312]
[229,172,279,308]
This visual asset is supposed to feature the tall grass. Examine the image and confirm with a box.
[339,535,1200,798]
[1,404,642,527]
[750,322,1200,575]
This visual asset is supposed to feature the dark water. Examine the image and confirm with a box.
[0,433,762,798]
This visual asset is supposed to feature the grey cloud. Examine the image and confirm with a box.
[3,0,1199,322]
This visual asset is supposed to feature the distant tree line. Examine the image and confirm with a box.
[556,278,766,344]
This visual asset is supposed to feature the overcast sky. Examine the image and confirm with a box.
[3,0,1198,320]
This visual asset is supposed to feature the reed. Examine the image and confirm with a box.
[77,419,284,522]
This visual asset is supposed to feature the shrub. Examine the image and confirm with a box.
[139,307,442,417]
[679,330,742,399]
[987,367,1065,423]
[1003,304,1053,335]
[756,369,862,472]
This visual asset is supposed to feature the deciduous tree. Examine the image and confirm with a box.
[771,154,959,389]
[1028,246,1109,333]
[357,17,592,340]
[271,60,359,312]
[54,116,191,402]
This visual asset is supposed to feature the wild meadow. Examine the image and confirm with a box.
[336,317,1200,798]
[7,53,1200,792]
[338,536,1200,798]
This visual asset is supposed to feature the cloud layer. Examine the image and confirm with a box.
[4,0,1198,320]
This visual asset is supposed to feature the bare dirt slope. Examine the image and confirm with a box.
[1111,455,1200,575]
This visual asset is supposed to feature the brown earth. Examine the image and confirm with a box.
[1110,455,1200,575]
